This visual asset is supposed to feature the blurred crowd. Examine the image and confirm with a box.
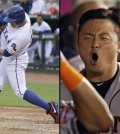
[0,0,59,64]
[0,0,59,15]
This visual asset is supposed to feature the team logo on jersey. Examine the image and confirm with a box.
[11,43,17,51]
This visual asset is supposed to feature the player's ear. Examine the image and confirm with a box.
[117,41,120,53]
[117,41,120,62]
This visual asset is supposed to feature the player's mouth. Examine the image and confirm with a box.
[90,52,98,65]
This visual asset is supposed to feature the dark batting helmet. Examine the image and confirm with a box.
[0,13,7,26]
[4,5,25,24]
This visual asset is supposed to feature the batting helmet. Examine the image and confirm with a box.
[0,13,7,26]
[4,5,25,24]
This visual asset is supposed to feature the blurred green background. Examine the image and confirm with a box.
[0,82,59,108]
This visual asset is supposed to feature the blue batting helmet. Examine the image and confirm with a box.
[0,13,7,26]
[4,5,25,24]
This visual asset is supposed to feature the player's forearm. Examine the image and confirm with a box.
[0,49,13,57]
[0,48,3,55]
[72,79,114,132]
[60,51,83,91]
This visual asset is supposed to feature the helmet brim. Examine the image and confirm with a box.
[4,17,16,23]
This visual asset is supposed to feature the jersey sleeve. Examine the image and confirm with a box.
[6,42,17,54]
[6,37,23,54]
[44,23,51,31]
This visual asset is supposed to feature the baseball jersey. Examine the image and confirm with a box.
[32,21,51,32]
[61,62,120,134]
[83,63,120,134]
[0,13,32,64]
[104,63,120,134]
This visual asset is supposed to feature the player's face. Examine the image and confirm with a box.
[78,19,120,77]
[37,16,42,25]
[11,22,18,28]
[72,2,107,53]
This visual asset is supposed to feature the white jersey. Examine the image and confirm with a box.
[0,13,32,99]
[1,13,32,63]
[32,21,51,32]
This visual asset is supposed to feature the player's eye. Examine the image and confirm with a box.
[83,35,93,40]
[99,34,110,41]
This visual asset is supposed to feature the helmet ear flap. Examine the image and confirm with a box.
[15,12,25,24]
[0,13,7,26]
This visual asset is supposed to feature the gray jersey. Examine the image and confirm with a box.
[104,62,120,133]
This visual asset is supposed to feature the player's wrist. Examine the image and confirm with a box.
[0,48,3,55]
[60,59,83,92]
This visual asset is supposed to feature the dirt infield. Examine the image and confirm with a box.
[0,107,59,134]
[0,72,59,134]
